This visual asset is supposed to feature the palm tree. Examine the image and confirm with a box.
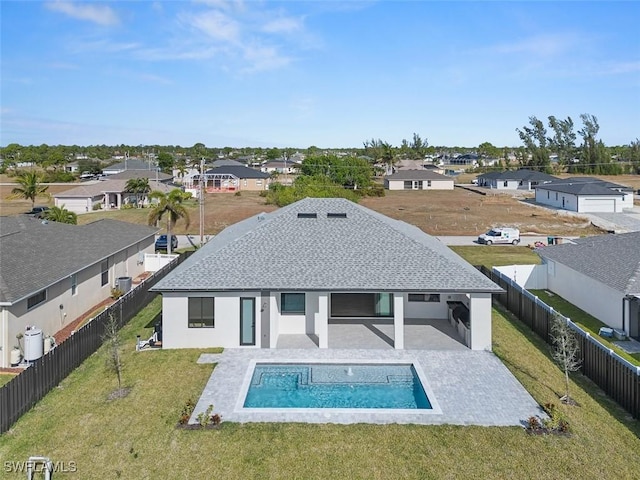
[147,189,190,254]
[42,205,77,224]
[11,171,49,210]
[124,178,150,208]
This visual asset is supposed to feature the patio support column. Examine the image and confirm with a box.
[117,193,122,209]
[317,293,329,348]
[393,293,404,349]
[469,293,492,351]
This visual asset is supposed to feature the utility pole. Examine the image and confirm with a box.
[199,157,205,246]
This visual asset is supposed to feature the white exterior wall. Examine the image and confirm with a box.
[161,291,261,349]
[385,179,453,191]
[546,261,624,330]
[403,293,449,318]
[494,264,548,289]
[468,293,492,351]
[1,238,153,367]
[535,189,579,211]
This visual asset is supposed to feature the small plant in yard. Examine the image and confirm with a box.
[178,398,196,425]
[550,314,582,405]
[111,287,124,299]
[102,313,129,399]
[196,405,214,428]
[526,403,571,436]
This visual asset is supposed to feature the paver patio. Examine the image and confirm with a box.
[192,322,543,426]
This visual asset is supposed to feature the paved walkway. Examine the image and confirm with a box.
[193,348,543,427]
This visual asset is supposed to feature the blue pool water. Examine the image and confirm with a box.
[243,363,432,409]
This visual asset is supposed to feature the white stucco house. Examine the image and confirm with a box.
[497,232,640,339]
[151,198,502,351]
[54,177,175,214]
[0,216,159,367]
[384,170,454,190]
[477,169,558,191]
[534,177,634,213]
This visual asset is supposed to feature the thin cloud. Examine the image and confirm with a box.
[600,60,640,75]
[489,33,582,58]
[241,44,292,73]
[182,10,241,43]
[46,1,120,27]
[262,16,303,34]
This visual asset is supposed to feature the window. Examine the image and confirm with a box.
[188,297,215,328]
[256,180,262,186]
[408,294,440,302]
[503,181,508,187]
[281,293,305,314]
[547,191,550,199]
[27,290,46,309]
[71,274,77,296]
[101,259,109,286]
[403,181,412,190]
[427,180,432,187]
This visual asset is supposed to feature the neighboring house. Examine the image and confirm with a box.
[536,232,640,338]
[0,216,158,367]
[151,198,502,351]
[54,178,175,213]
[200,165,271,192]
[534,177,634,213]
[384,170,454,190]
[102,159,156,175]
[211,159,245,168]
[477,169,558,191]
[261,160,298,175]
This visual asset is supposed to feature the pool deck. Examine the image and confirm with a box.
[193,347,544,427]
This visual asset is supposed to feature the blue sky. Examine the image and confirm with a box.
[1,1,639,148]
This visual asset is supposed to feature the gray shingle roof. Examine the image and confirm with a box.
[152,198,502,293]
[535,177,631,196]
[0,217,159,304]
[205,165,269,179]
[384,170,452,181]
[478,169,557,182]
[537,232,640,294]
[106,170,173,182]
[54,179,174,198]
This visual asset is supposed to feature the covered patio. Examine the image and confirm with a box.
[276,318,467,350]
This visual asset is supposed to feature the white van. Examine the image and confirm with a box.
[478,227,520,245]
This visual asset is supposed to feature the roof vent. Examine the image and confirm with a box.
[297,213,317,219]
[327,213,347,218]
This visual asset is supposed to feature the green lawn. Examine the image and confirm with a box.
[450,245,541,268]
[0,374,16,387]
[1,296,639,479]
[532,289,640,366]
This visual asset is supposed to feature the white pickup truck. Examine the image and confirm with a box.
[477,227,520,245]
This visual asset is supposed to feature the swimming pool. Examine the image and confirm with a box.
[242,362,433,409]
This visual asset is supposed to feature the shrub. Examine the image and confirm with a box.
[110,288,124,300]
[178,398,196,425]
[92,202,102,211]
[234,191,242,197]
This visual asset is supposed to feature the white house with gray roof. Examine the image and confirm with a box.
[151,198,502,351]
[384,170,454,190]
[0,216,158,367]
[534,177,634,213]
[536,232,640,338]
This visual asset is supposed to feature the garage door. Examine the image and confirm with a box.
[56,198,89,214]
[580,197,615,213]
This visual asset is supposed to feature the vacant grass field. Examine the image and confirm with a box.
[1,182,606,237]
[1,295,639,479]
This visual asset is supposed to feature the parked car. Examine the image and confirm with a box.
[27,206,50,218]
[155,234,178,251]
[477,227,520,245]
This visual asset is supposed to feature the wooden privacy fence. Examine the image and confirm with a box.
[481,265,640,419]
[0,252,191,434]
